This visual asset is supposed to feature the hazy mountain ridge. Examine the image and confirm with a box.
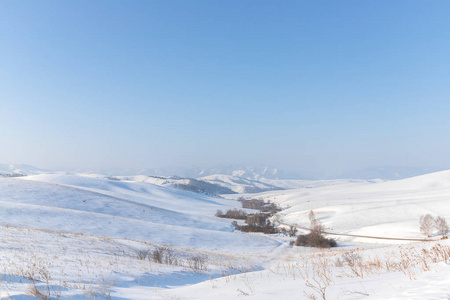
[0,163,441,192]
[119,174,282,194]
[198,174,284,194]
[106,165,303,180]
[0,164,48,176]
[121,175,238,195]
[112,165,438,181]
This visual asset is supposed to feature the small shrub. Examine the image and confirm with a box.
[334,258,344,267]
[231,220,239,229]
[137,249,150,260]
[295,234,337,248]
[161,248,177,265]
[152,247,165,264]
[342,251,362,267]
[187,255,207,271]
[141,246,180,265]
[329,238,338,247]
[288,225,298,237]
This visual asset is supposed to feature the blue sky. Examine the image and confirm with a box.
[1,1,450,175]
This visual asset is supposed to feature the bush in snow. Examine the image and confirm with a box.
[294,210,337,248]
[186,254,207,271]
[295,233,337,248]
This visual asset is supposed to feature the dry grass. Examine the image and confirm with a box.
[262,242,450,299]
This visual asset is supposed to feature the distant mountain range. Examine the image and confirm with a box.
[115,165,303,180]
[0,164,48,176]
[125,165,441,181]
[1,163,443,185]
[120,174,283,194]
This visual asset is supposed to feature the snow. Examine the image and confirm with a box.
[234,171,450,239]
[199,174,282,193]
[0,174,277,254]
[0,170,449,298]
[0,163,47,175]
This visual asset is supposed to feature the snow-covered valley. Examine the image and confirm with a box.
[0,170,449,299]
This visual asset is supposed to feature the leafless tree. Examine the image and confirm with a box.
[420,214,434,238]
[309,210,316,223]
[309,210,324,236]
[288,225,298,237]
[435,216,449,238]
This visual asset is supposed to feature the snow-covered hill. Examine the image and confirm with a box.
[115,174,284,194]
[198,174,283,193]
[118,175,238,194]
[233,169,450,240]
[334,166,440,180]
[0,173,277,253]
[104,165,301,180]
[1,169,450,299]
[0,163,48,176]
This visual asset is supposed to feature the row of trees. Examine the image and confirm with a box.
[216,197,284,234]
[420,214,448,238]
[215,208,247,219]
[237,197,282,213]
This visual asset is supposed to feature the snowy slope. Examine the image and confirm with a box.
[1,170,450,299]
[0,174,278,254]
[114,174,283,194]
[0,163,48,175]
[122,175,238,194]
[258,177,375,190]
[235,170,450,240]
[198,174,283,193]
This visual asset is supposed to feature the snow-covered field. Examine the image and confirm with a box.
[0,171,449,299]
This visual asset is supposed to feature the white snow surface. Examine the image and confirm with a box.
[1,173,277,254]
[0,170,450,298]
[198,174,281,193]
[120,173,283,194]
[0,163,47,175]
[235,170,450,239]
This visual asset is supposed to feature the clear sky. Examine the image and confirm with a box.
[1,1,450,175]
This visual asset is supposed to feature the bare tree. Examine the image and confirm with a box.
[435,216,449,238]
[288,225,298,237]
[309,210,316,223]
[420,214,434,238]
[309,210,324,237]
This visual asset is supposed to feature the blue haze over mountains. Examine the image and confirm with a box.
[0,164,441,181]
[71,165,441,181]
